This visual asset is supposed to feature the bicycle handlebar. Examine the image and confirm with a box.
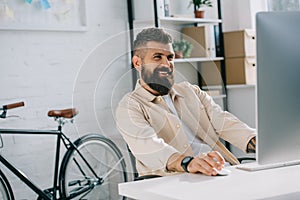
[2,102,25,110]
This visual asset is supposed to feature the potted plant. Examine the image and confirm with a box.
[188,0,213,18]
[172,39,193,58]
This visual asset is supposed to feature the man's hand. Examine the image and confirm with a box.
[167,151,225,176]
[188,151,225,176]
[247,137,256,153]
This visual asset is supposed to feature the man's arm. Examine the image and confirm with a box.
[191,83,257,152]
[167,151,225,176]
[116,95,178,172]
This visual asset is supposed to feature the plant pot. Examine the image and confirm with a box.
[194,10,205,18]
[175,51,183,58]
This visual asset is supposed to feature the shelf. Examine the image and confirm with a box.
[174,57,223,63]
[211,95,226,100]
[202,84,256,90]
[134,17,222,26]
[227,84,256,89]
[160,17,222,25]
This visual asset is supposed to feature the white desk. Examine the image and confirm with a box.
[119,165,300,200]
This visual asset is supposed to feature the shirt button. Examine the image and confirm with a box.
[157,97,161,102]
[183,144,188,148]
[176,124,180,128]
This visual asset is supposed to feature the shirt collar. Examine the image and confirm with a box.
[133,80,184,102]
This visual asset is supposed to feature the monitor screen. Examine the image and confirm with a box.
[256,11,300,164]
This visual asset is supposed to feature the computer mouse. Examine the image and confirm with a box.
[216,168,231,176]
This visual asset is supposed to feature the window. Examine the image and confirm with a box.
[268,0,300,11]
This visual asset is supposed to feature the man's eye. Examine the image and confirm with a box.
[167,55,174,61]
[154,55,162,59]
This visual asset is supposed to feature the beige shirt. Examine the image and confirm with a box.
[116,81,256,176]
[162,94,212,156]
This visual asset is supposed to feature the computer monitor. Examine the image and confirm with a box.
[256,11,300,165]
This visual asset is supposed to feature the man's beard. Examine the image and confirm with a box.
[141,65,174,96]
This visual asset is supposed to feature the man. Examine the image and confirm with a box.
[116,28,256,177]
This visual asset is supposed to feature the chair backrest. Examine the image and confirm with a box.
[126,145,139,179]
[126,144,162,181]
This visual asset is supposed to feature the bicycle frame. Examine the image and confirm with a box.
[0,128,64,200]
[0,126,101,200]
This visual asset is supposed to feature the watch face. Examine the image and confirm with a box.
[182,156,193,164]
[181,156,194,173]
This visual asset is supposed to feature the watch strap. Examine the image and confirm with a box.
[181,156,194,173]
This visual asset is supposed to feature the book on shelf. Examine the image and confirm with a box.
[182,25,216,58]
[168,14,194,18]
[155,0,171,18]
[156,0,165,18]
[164,0,170,17]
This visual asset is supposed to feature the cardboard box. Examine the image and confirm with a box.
[182,25,216,58]
[224,29,256,58]
[225,57,256,85]
[200,61,222,86]
[205,90,221,96]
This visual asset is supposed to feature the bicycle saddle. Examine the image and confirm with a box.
[48,108,78,119]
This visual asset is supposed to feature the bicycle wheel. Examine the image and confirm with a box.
[0,170,14,200]
[59,134,127,200]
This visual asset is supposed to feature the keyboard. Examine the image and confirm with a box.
[236,160,300,171]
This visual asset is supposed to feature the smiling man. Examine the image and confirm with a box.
[116,28,256,177]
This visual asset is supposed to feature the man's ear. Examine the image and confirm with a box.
[132,55,142,71]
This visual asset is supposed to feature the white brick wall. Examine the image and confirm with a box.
[0,0,133,198]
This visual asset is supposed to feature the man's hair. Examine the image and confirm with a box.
[133,28,173,55]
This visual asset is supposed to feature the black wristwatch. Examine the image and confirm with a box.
[181,156,194,173]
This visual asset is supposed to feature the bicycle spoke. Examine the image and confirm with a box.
[60,134,127,200]
[101,157,124,181]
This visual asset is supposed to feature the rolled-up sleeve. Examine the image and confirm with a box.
[116,94,178,171]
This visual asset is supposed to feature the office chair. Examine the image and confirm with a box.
[238,157,256,163]
[126,145,162,181]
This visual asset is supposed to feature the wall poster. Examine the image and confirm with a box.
[0,0,87,31]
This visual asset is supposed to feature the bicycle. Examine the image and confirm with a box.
[0,101,127,200]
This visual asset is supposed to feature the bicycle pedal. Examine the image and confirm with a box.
[69,180,81,186]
